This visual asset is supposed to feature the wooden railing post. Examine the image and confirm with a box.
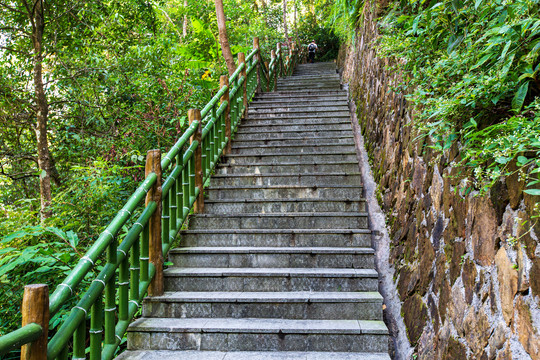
[188,109,204,213]
[21,284,49,360]
[220,75,231,155]
[271,50,276,91]
[253,37,261,94]
[238,53,248,120]
[146,149,163,297]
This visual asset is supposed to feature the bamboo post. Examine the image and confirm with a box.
[253,37,261,94]
[188,109,204,213]
[220,75,231,155]
[277,43,282,76]
[146,149,163,296]
[271,50,276,91]
[286,56,290,75]
[21,284,49,360]
[238,53,248,120]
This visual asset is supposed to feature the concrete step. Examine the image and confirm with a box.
[249,103,349,111]
[224,152,357,165]
[204,198,366,213]
[209,173,361,187]
[117,350,392,360]
[246,111,350,119]
[205,185,363,200]
[256,90,346,97]
[179,229,372,248]
[127,318,388,352]
[189,212,368,230]
[250,99,349,107]
[252,93,347,102]
[234,129,353,141]
[216,162,360,175]
[230,137,355,147]
[169,247,375,269]
[142,291,383,320]
[237,123,351,132]
[163,267,380,292]
[230,143,355,155]
[242,115,351,122]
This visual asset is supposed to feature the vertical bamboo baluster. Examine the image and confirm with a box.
[130,239,140,301]
[140,223,149,283]
[21,284,48,360]
[176,149,183,223]
[104,241,116,346]
[162,189,169,248]
[182,157,190,218]
[146,149,163,296]
[119,256,129,321]
[169,176,177,235]
[276,43,282,76]
[73,318,85,359]
[58,346,69,360]
[189,157,196,206]
[220,75,231,155]
[210,105,217,172]
[212,107,218,166]
[238,53,248,121]
[89,292,103,360]
[271,50,277,91]
[254,37,261,94]
[188,109,204,213]
[201,128,208,181]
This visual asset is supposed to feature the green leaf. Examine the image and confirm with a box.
[523,189,540,196]
[517,156,529,165]
[511,82,529,112]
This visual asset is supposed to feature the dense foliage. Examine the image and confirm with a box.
[0,0,286,338]
[377,0,540,198]
[329,0,540,208]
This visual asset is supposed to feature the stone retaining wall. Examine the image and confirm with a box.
[338,1,540,359]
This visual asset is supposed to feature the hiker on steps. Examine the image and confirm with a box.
[308,40,318,63]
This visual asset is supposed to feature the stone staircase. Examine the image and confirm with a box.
[118,62,390,360]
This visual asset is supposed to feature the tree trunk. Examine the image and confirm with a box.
[294,1,298,41]
[214,0,236,76]
[183,0,188,38]
[30,0,53,221]
[283,0,288,43]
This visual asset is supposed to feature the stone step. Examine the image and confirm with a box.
[204,198,366,213]
[224,152,357,164]
[116,350,392,360]
[189,212,368,230]
[169,247,375,269]
[163,267,379,292]
[205,185,363,200]
[252,93,347,102]
[256,90,346,97]
[250,99,349,108]
[276,81,340,88]
[249,102,349,110]
[142,291,383,320]
[230,137,355,147]
[237,123,351,132]
[230,143,355,155]
[240,117,350,126]
[209,173,361,187]
[216,162,360,175]
[127,318,388,352]
[179,229,372,248]
[234,129,352,141]
[246,111,350,119]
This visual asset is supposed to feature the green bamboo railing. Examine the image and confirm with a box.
[0,38,303,360]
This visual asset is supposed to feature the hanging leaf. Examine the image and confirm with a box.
[511,82,529,112]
